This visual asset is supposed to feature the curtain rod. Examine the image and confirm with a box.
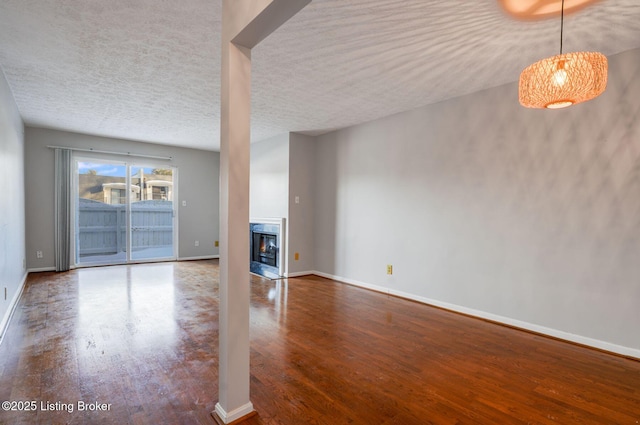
[46,145,173,161]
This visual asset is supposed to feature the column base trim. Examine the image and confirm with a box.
[212,402,256,425]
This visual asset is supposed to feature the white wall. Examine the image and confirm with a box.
[24,127,220,269]
[0,67,26,337]
[288,133,315,274]
[250,133,290,220]
[314,47,640,357]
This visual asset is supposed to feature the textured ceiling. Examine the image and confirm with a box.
[0,0,639,151]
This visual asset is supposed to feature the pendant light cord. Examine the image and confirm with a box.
[560,0,565,54]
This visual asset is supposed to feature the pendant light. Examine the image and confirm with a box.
[518,0,607,109]
[499,0,600,21]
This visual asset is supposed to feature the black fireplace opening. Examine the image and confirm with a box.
[252,231,278,267]
[250,221,281,279]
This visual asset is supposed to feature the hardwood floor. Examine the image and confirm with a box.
[0,260,638,425]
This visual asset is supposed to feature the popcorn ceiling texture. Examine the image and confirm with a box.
[0,0,639,151]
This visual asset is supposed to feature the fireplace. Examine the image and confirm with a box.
[252,231,277,267]
[250,218,286,279]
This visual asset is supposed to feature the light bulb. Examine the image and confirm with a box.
[552,68,568,86]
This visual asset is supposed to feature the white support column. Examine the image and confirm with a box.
[216,1,310,424]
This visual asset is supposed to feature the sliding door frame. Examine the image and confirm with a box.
[72,154,178,268]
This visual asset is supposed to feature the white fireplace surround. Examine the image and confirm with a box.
[249,217,286,277]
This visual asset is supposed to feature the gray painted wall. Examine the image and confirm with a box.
[313,47,640,356]
[288,133,315,274]
[24,127,219,269]
[0,67,26,333]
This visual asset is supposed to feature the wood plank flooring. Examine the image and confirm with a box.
[0,260,638,424]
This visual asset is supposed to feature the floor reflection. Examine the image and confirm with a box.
[251,277,288,331]
[77,263,177,353]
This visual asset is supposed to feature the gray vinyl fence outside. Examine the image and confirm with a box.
[78,198,173,256]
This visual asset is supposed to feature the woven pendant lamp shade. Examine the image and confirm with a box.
[519,51,608,109]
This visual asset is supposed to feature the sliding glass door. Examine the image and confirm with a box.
[129,166,174,261]
[75,159,176,266]
[76,160,128,265]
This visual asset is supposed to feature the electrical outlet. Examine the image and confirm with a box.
[195,240,199,247]
[215,240,219,247]
[36,250,43,259]
[294,252,299,261]
[386,264,393,275]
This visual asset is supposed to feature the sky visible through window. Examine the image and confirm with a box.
[78,162,154,177]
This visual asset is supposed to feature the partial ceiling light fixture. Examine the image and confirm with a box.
[499,0,600,20]
[518,0,607,109]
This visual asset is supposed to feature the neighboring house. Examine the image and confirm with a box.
[78,173,173,205]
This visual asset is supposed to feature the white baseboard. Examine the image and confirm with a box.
[311,271,640,360]
[178,255,219,261]
[0,271,28,347]
[312,270,388,293]
[214,401,254,424]
[27,267,56,273]
[285,270,314,278]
